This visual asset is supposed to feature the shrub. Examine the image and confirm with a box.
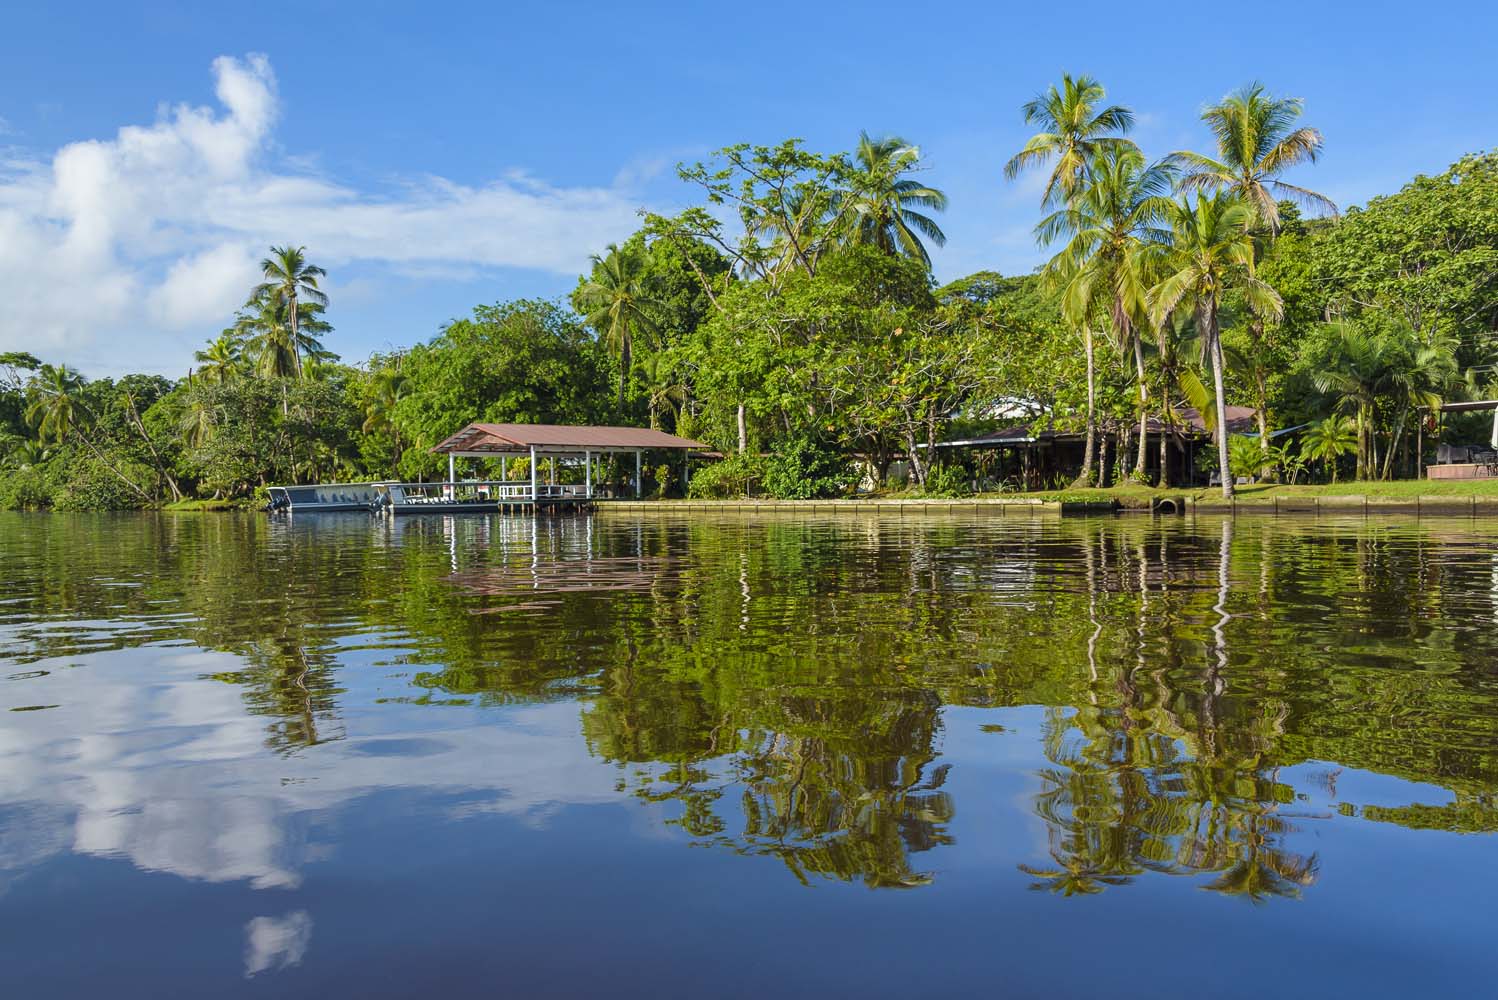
[687,452,764,499]
[51,459,151,512]
[761,436,853,500]
[920,465,970,498]
[0,467,54,510]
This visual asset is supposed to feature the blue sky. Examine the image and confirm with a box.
[1,1,1494,376]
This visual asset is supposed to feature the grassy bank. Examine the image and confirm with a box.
[161,498,243,512]
[999,479,1498,507]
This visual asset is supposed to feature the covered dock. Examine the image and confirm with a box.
[413,422,708,511]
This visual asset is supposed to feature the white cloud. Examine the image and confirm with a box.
[0,54,645,375]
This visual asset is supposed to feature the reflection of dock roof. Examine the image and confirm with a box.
[432,422,708,456]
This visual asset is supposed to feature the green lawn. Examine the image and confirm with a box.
[996,479,1498,506]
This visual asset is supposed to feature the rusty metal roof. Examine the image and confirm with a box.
[432,422,708,454]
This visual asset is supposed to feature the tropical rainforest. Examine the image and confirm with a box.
[3,76,1497,508]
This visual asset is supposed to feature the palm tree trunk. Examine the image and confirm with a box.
[289,293,300,376]
[617,332,630,416]
[1078,327,1096,486]
[1133,338,1149,480]
[1382,409,1408,481]
[1207,307,1233,499]
[1158,416,1171,488]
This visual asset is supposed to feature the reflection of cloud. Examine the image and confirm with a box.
[244,910,312,977]
[0,647,622,893]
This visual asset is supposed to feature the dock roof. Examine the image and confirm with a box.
[432,422,708,455]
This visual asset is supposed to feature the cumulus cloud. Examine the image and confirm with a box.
[0,54,644,374]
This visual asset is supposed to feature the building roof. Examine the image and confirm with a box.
[432,422,708,455]
[938,406,1259,448]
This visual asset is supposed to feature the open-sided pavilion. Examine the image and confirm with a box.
[430,422,708,500]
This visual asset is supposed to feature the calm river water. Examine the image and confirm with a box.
[2,510,1497,997]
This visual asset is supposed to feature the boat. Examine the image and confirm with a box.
[266,483,381,512]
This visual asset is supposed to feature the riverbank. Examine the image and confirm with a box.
[601,479,1498,515]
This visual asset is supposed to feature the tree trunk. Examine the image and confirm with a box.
[1207,307,1234,499]
[1077,327,1096,486]
[1382,408,1407,481]
[123,391,183,502]
[1158,418,1171,488]
[737,403,747,454]
[617,331,631,416]
[1251,317,1270,452]
[1133,337,1149,481]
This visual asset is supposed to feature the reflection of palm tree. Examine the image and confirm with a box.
[1020,844,1132,895]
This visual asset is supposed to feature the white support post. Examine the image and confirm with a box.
[635,450,642,498]
[549,454,555,486]
[447,452,455,500]
[585,451,592,499]
[529,445,537,506]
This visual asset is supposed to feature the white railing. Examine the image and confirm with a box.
[376,481,591,506]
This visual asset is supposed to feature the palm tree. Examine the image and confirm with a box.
[1005,74,1137,208]
[1039,146,1175,481]
[24,364,151,501]
[1299,415,1356,483]
[239,294,334,380]
[193,329,244,384]
[638,353,686,431]
[1171,84,1335,233]
[1172,85,1334,452]
[1007,74,1136,484]
[248,246,328,376]
[179,394,217,449]
[574,242,665,415]
[834,132,949,268]
[1310,323,1396,481]
[1149,193,1283,498]
[5,439,51,469]
[24,364,85,444]
[362,365,410,468]
[1382,327,1458,479]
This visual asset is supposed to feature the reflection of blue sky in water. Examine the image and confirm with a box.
[0,646,626,894]
[4,512,1498,996]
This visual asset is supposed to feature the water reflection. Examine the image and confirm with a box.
[4,510,1498,990]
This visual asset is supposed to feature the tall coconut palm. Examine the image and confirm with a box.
[248,246,328,376]
[574,242,665,415]
[1171,84,1334,454]
[239,294,334,380]
[1005,74,1137,209]
[193,329,244,384]
[1171,84,1335,233]
[1039,146,1175,481]
[1007,74,1137,484]
[1149,193,1283,498]
[834,132,949,268]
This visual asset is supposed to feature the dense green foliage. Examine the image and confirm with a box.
[4,95,1497,508]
